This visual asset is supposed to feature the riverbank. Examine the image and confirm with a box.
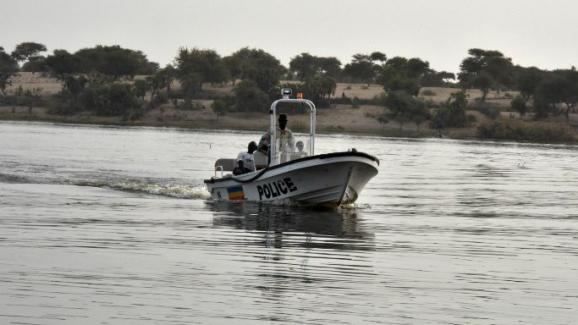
[3,73,577,143]
[4,104,578,144]
[0,104,465,139]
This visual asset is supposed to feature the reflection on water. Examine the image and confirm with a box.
[1,122,578,324]
[210,201,371,241]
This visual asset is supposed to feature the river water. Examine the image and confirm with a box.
[1,121,577,324]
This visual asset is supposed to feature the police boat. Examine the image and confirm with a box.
[204,93,379,208]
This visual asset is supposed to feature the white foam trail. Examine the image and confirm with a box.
[75,180,211,200]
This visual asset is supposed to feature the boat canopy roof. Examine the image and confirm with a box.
[269,98,316,166]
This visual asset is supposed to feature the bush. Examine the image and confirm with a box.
[178,101,204,111]
[471,101,499,119]
[231,80,269,112]
[511,95,528,116]
[421,89,436,96]
[432,91,467,129]
[351,96,360,108]
[80,83,140,116]
[477,120,576,143]
[212,97,233,118]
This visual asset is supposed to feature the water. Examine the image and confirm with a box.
[1,121,578,324]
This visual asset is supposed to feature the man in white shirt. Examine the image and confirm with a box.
[234,141,257,175]
[258,114,295,163]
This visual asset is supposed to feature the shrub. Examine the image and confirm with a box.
[477,120,576,142]
[432,91,467,129]
[471,101,499,119]
[178,101,204,111]
[466,114,478,125]
[80,83,140,116]
[232,80,269,112]
[511,95,528,116]
[421,89,436,96]
[351,96,360,108]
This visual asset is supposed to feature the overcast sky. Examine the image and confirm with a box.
[1,0,577,72]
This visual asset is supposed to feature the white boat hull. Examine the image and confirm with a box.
[204,152,379,208]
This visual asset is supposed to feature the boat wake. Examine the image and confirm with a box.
[0,172,210,200]
[74,180,211,200]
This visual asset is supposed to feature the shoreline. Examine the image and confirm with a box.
[2,110,577,146]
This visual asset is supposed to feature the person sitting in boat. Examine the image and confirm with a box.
[258,114,295,163]
[292,140,308,159]
[233,141,257,175]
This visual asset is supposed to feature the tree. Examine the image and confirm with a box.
[45,49,82,75]
[378,57,431,96]
[231,79,269,112]
[0,48,19,95]
[289,53,342,81]
[533,75,566,119]
[382,90,428,130]
[289,53,318,80]
[80,83,140,116]
[223,47,285,92]
[175,48,228,100]
[557,69,578,123]
[316,57,342,79]
[370,51,387,63]
[472,71,493,101]
[516,66,544,101]
[75,45,158,79]
[432,91,467,131]
[511,95,528,117]
[11,42,47,64]
[459,49,513,99]
[421,71,456,87]
[300,75,337,107]
[22,56,48,72]
[134,79,148,100]
[343,55,375,85]
[147,65,176,101]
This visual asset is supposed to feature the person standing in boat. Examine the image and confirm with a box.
[258,114,295,163]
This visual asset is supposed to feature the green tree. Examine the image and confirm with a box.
[432,91,468,131]
[317,57,342,79]
[223,47,285,92]
[421,71,455,87]
[289,53,318,80]
[472,71,493,101]
[45,49,82,75]
[377,57,431,96]
[289,53,342,81]
[370,51,387,63]
[516,66,544,101]
[382,90,427,130]
[75,45,158,79]
[80,83,140,116]
[343,54,376,85]
[231,79,269,112]
[511,95,528,117]
[0,48,19,96]
[459,49,513,99]
[134,79,148,100]
[22,56,48,72]
[300,75,337,107]
[11,42,47,64]
[175,48,228,101]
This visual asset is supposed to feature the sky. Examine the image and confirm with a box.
[1,0,577,73]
